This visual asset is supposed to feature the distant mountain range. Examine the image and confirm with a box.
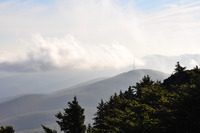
[0,69,111,99]
[0,54,199,99]
[0,69,168,133]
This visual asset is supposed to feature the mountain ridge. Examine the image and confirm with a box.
[0,69,169,132]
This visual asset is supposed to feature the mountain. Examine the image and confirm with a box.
[0,69,169,132]
[0,54,200,99]
[0,69,111,98]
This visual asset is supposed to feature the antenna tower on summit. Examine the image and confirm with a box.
[133,56,136,70]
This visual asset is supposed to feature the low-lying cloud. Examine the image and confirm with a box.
[0,34,200,73]
[0,34,144,72]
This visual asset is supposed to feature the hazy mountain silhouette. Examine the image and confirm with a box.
[0,54,199,99]
[0,69,168,132]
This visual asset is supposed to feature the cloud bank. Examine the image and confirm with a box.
[0,0,200,72]
[0,34,145,72]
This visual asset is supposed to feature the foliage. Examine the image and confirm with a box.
[0,126,14,133]
[93,63,200,133]
[42,96,86,133]
[174,62,186,73]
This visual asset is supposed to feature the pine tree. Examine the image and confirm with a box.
[174,62,186,73]
[134,75,154,97]
[56,96,86,133]
[42,96,86,133]
[93,100,107,133]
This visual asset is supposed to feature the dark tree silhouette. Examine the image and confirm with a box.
[42,96,86,133]
[0,126,14,133]
[174,62,186,73]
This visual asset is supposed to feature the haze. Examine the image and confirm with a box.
[0,0,200,97]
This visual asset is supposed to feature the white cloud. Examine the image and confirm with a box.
[0,34,145,72]
[0,0,200,71]
[0,0,142,53]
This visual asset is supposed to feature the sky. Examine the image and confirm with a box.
[0,0,200,73]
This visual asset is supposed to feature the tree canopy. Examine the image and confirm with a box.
[0,126,14,133]
[93,63,200,133]
[42,96,86,133]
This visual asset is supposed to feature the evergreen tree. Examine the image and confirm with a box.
[174,62,186,73]
[0,126,14,133]
[93,100,110,133]
[42,96,86,133]
[56,96,86,133]
[133,75,154,97]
